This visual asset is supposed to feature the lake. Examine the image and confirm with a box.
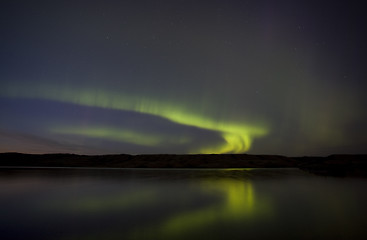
[0,168,366,240]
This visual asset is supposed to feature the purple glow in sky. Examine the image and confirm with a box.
[0,0,366,155]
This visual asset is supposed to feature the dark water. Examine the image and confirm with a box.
[0,168,366,240]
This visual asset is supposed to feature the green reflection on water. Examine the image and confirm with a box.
[156,180,256,236]
[60,174,272,240]
[129,178,271,240]
[65,190,158,213]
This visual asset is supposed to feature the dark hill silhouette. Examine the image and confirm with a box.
[0,152,366,177]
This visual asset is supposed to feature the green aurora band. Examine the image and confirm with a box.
[52,126,191,147]
[1,84,268,153]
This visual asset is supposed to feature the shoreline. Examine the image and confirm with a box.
[0,152,366,177]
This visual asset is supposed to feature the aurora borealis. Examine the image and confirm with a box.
[0,0,366,155]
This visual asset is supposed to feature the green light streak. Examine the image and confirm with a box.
[62,190,158,213]
[160,180,256,234]
[1,84,268,153]
[56,174,273,240]
[53,127,173,147]
[128,178,273,239]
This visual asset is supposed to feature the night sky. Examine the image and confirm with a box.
[0,0,366,156]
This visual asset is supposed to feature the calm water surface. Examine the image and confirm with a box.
[0,168,366,240]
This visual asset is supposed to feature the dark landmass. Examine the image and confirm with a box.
[0,152,366,177]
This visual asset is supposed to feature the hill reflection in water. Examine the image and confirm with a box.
[0,168,366,240]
